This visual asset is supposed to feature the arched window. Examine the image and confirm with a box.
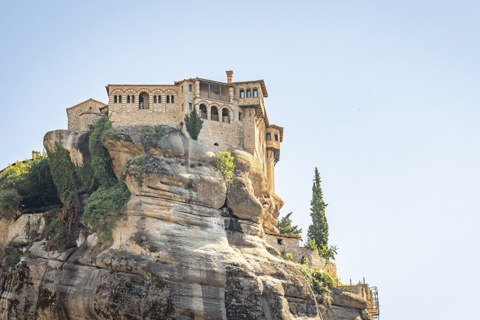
[154,96,157,103]
[127,96,130,103]
[119,95,122,103]
[240,90,245,98]
[211,106,219,121]
[247,89,251,98]
[200,104,207,119]
[167,96,170,103]
[114,95,117,104]
[132,95,135,103]
[158,95,161,103]
[253,89,258,97]
[139,92,150,109]
[171,95,174,103]
[222,108,230,123]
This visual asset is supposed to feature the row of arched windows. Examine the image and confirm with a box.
[114,94,175,104]
[154,95,174,103]
[199,104,230,123]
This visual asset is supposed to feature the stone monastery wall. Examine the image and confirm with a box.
[66,72,283,195]
[66,99,106,132]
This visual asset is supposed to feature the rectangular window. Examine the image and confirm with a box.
[266,134,271,141]
[239,112,242,121]
[189,103,193,111]
[132,96,135,103]
[240,90,245,98]
[119,96,122,103]
[189,84,193,92]
[275,134,279,141]
[253,89,258,97]
[247,90,251,98]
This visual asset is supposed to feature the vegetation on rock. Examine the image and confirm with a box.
[184,109,203,140]
[214,151,236,182]
[83,115,131,243]
[295,261,335,307]
[307,167,338,261]
[277,212,302,236]
[0,152,61,220]
[139,126,165,150]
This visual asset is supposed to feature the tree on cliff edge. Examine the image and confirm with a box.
[307,168,328,247]
[277,212,302,236]
[307,168,338,260]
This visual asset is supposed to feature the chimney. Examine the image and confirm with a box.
[226,70,233,84]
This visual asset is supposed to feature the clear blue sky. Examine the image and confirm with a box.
[1,1,479,318]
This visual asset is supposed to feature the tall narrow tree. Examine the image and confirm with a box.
[307,167,329,248]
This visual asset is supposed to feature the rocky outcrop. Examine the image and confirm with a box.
[1,125,325,319]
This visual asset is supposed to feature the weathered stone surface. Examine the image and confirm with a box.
[331,288,369,310]
[0,127,324,319]
[319,305,369,320]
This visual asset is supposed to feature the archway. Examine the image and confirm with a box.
[139,92,150,109]
[222,108,230,123]
[211,106,219,121]
[199,104,207,119]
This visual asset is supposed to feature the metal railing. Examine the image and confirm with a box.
[200,113,207,119]
[211,114,219,121]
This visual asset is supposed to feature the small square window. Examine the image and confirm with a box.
[253,89,258,97]
[189,84,193,92]
[277,239,283,245]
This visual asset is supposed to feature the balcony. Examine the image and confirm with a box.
[199,82,230,102]
[266,140,280,150]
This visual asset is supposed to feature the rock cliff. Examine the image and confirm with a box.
[0,125,371,320]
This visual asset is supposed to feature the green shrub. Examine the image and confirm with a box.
[80,115,131,244]
[0,152,61,217]
[0,189,21,220]
[281,251,293,261]
[47,143,80,202]
[295,262,335,307]
[139,127,165,149]
[83,181,130,244]
[185,109,203,140]
[214,151,236,182]
[16,153,61,212]
[305,237,338,261]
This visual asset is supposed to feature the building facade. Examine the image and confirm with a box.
[67,71,283,192]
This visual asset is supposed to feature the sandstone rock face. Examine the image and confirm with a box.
[330,288,368,310]
[0,126,325,319]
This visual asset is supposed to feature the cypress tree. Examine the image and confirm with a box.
[307,167,329,248]
[185,109,203,140]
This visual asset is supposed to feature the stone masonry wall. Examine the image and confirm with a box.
[265,234,329,270]
[67,100,106,132]
[108,85,183,128]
